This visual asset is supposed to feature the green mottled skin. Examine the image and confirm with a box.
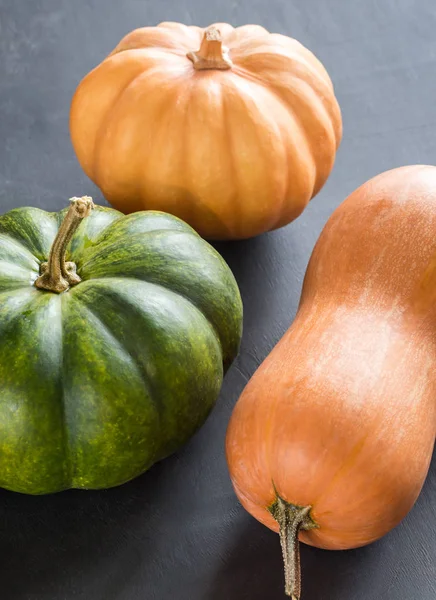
[0,206,243,494]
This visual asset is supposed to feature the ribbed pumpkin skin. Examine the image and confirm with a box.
[0,205,242,494]
[226,166,436,551]
[70,22,342,240]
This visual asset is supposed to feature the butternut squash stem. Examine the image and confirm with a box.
[187,26,233,71]
[268,497,317,599]
[35,196,94,294]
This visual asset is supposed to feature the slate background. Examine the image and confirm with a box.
[0,0,436,598]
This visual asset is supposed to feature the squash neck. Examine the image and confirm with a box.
[268,496,317,599]
[187,26,233,71]
[35,196,94,294]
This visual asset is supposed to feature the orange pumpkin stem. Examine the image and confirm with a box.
[35,196,94,294]
[187,26,233,71]
[268,496,317,599]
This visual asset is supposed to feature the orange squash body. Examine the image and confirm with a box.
[70,22,342,240]
[226,165,436,550]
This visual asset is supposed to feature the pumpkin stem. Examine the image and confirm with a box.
[268,496,317,599]
[187,26,233,71]
[35,196,94,294]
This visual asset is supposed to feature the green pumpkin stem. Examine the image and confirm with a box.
[268,496,317,599]
[187,26,233,71]
[35,196,94,294]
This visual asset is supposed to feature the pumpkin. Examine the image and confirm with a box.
[0,197,242,495]
[69,22,342,240]
[226,165,436,598]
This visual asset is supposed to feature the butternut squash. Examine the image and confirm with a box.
[226,165,436,598]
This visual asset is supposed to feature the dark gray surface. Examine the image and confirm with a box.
[0,0,436,598]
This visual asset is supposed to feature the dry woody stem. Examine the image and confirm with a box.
[35,196,94,294]
[187,26,233,71]
[268,496,317,599]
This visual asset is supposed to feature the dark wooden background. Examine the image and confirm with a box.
[0,0,435,598]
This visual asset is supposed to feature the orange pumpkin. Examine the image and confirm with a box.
[226,165,436,597]
[70,22,342,240]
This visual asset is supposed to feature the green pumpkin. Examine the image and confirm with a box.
[0,197,242,494]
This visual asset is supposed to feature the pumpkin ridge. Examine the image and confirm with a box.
[0,232,41,270]
[0,287,39,330]
[112,23,202,55]
[0,207,59,261]
[57,294,74,486]
[232,72,316,219]
[0,291,71,493]
[84,226,196,261]
[265,78,336,199]
[77,230,239,362]
[91,65,145,182]
[89,212,197,250]
[70,276,224,465]
[93,60,191,192]
[0,230,32,254]
[234,47,324,84]
[225,25,269,48]
[178,76,196,227]
[267,34,334,87]
[251,65,338,200]
[60,287,165,489]
[137,71,194,213]
[236,62,335,134]
[221,87,240,237]
[0,264,38,293]
[234,54,340,147]
[77,229,199,272]
[78,243,242,370]
[110,44,187,59]
[71,291,161,418]
[221,77,289,235]
[91,60,168,184]
[75,274,224,364]
[268,98,291,228]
